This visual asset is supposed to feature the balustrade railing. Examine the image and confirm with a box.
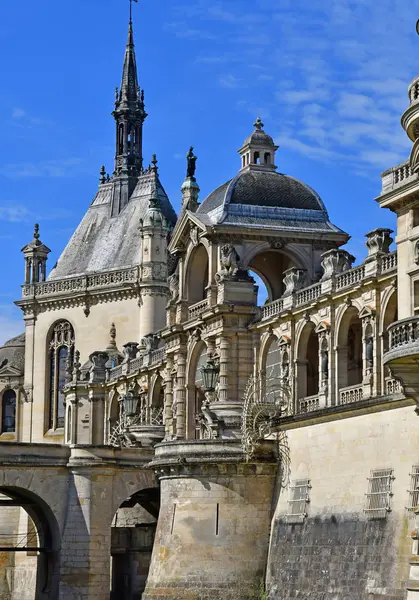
[295,282,322,307]
[388,316,419,351]
[385,377,403,396]
[109,364,123,380]
[22,267,140,298]
[298,395,320,414]
[381,252,397,273]
[130,356,144,372]
[188,299,209,320]
[336,265,365,290]
[151,348,166,365]
[262,298,284,320]
[339,384,363,405]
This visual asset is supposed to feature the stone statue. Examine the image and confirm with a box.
[168,263,180,301]
[219,244,240,277]
[186,147,197,180]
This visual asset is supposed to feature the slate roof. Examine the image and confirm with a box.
[49,172,177,280]
[0,333,25,374]
[196,169,347,237]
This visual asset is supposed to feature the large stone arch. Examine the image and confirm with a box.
[295,320,319,410]
[336,305,363,394]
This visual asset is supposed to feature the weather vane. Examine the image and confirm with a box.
[130,0,138,23]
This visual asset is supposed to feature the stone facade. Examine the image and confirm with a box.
[2,11,419,600]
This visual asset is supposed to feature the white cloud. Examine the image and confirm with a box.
[0,158,83,178]
[12,108,26,119]
[219,74,241,89]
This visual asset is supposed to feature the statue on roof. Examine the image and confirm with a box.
[186,146,197,180]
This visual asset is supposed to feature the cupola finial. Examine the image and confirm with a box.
[33,223,40,241]
[254,117,264,130]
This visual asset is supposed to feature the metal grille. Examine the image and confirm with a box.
[407,466,419,511]
[364,468,394,518]
[286,479,310,523]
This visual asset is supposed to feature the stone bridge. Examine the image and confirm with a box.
[0,443,157,600]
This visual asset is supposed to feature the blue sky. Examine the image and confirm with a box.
[0,0,417,344]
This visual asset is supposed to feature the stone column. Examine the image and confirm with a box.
[22,313,36,443]
[218,336,230,404]
[175,351,187,439]
[164,355,174,440]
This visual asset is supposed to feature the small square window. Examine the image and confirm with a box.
[364,468,394,519]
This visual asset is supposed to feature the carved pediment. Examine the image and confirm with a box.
[314,321,330,334]
[358,305,375,319]
[0,364,23,378]
[168,212,207,253]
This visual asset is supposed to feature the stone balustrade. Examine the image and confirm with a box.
[295,282,322,307]
[381,251,397,273]
[335,265,366,290]
[339,384,363,405]
[298,395,320,414]
[385,377,403,396]
[381,161,416,195]
[150,348,166,365]
[388,316,419,350]
[262,298,284,320]
[21,266,140,298]
[188,298,209,320]
[409,75,419,105]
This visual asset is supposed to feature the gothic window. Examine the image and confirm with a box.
[1,390,16,433]
[48,321,75,431]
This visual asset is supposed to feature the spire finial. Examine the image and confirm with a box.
[33,223,40,241]
[100,165,106,184]
[129,0,138,24]
[151,154,158,174]
[254,117,264,130]
[108,323,117,349]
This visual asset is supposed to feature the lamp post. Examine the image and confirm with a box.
[201,356,220,404]
[122,391,139,420]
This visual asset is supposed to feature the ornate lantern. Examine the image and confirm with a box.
[122,391,139,418]
[201,357,220,393]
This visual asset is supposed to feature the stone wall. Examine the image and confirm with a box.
[267,404,418,599]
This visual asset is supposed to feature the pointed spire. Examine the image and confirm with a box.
[120,19,138,104]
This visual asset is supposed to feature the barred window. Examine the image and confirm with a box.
[1,390,16,433]
[286,479,311,524]
[407,466,419,511]
[364,468,394,518]
[48,321,74,430]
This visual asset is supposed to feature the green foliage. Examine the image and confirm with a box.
[259,578,268,600]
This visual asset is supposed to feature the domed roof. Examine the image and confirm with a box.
[242,118,276,148]
[197,170,327,215]
[0,333,25,374]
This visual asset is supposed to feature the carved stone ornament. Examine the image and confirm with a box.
[320,249,355,280]
[414,240,419,265]
[190,226,199,248]
[123,342,139,362]
[282,267,306,297]
[89,351,109,383]
[141,334,159,353]
[168,263,180,301]
[365,228,393,256]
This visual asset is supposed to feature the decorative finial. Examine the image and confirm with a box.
[100,165,106,184]
[33,223,40,241]
[151,154,158,173]
[72,350,81,382]
[115,86,119,105]
[109,323,117,349]
[129,0,138,23]
[186,146,197,180]
[254,117,264,130]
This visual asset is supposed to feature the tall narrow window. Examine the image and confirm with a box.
[1,390,16,433]
[286,479,311,524]
[407,466,419,511]
[364,468,394,519]
[49,321,74,430]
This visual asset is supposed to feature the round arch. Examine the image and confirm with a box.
[186,340,208,439]
[184,245,209,304]
[0,486,61,600]
[295,321,319,406]
[336,306,363,390]
[245,248,303,301]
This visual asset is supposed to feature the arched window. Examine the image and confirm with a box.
[264,152,271,165]
[186,245,209,305]
[48,321,75,431]
[265,336,281,379]
[254,151,260,164]
[1,390,16,433]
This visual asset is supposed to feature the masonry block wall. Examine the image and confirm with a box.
[267,405,418,600]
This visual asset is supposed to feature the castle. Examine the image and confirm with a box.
[1,10,419,600]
